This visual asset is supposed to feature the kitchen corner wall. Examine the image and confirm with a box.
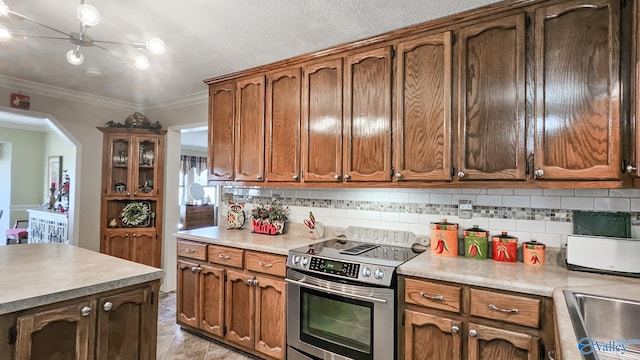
[221,187,640,248]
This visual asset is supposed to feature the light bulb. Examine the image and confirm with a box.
[77,4,100,27]
[66,50,84,65]
[146,37,165,55]
[0,24,10,42]
[134,55,150,70]
[0,0,9,17]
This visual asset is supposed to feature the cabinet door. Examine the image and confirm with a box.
[104,134,133,197]
[235,75,266,182]
[176,260,200,328]
[404,310,462,360]
[458,14,527,181]
[200,264,225,337]
[132,135,163,198]
[344,47,392,182]
[131,230,159,268]
[225,270,255,349]
[15,300,95,360]
[467,323,539,360]
[266,68,302,182]
[96,286,155,360]
[254,275,286,360]
[395,32,453,181]
[302,58,344,182]
[534,0,621,180]
[208,81,235,181]
[103,230,132,261]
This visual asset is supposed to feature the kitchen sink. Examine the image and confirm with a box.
[564,290,640,359]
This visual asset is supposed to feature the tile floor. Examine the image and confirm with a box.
[157,292,254,360]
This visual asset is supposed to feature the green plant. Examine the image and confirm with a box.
[251,202,289,222]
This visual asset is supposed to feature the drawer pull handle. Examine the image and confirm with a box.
[218,254,231,260]
[184,248,196,253]
[419,292,444,301]
[488,304,519,314]
[258,261,273,268]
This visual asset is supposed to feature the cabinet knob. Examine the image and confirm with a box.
[293,175,299,181]
[395,173,403,179]
[125,233,129,237]
[457,171,465,178]
[133,192,138,196]
[626,165,637,174]
[451,325,460,334]
[334,174,341,181]
[252,279,259,286]
[469,329,478,337]
[227,175,232,180]
[103,302,113,312]
[81,306,92,317]
[535,169,544,177]
[246,279,253,285]
[126,192,131,196]
[191,266,199,272]
[344,174,351,180]
[257,175,263,180]
[132,233,137,237]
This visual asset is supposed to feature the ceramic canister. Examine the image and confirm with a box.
[463,225,489,259]
[430,219,459,257]
[492,232,518,263]
[523,240,545,265]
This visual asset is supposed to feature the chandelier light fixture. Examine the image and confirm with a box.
[0,1,165,71]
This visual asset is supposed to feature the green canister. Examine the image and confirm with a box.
[463,225,489,259]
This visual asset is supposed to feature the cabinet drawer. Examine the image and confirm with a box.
[405,278,461,313]
[245,251,287,277]
[470,288,540,328]
[208,245,244,268]
[177,240,207,261]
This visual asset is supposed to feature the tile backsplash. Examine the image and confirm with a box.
[220,187,640,248]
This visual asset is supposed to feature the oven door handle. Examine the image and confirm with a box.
[285,278,388,304]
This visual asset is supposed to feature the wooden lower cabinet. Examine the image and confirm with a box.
[403,277,552,360]
[104,229,159,268]
[405,310,462,360]
[468,323,539,360]
[177,241,286,360]
[10,282,158,360]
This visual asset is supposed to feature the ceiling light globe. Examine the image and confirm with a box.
[66,50,84,65]
[77,4,100,27]
[146,38,165,55]
[134,55,150,71]
[0,0,9,17]
[0,24,10,42]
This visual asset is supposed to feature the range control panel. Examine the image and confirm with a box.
[308,257,359,278]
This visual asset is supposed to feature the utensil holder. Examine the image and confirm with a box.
[308,222,324,239]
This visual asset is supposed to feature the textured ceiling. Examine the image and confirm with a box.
[0,0,502,106]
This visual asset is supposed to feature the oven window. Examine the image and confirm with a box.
[300,287,373,360]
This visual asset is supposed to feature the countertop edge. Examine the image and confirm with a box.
[175,232,291,255]
[0,270,163,316]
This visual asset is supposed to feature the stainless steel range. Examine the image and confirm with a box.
[286,237,420,360]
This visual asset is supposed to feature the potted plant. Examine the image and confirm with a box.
[250,202,289,235]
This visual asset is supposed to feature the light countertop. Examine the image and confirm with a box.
[0,243,163,315]
[174,225,326,255]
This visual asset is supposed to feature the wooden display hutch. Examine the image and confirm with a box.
[98,127,166,268]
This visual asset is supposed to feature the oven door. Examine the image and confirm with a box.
[286,269,396,360]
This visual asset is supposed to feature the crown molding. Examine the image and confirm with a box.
[143,91,208,111]
[0,75,139,111]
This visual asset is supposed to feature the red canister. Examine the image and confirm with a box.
[492,232,518,262]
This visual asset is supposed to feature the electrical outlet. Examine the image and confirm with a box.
[458,200,473,219]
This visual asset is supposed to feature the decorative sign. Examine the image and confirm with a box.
[10,93,30,110]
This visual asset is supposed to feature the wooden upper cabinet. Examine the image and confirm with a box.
[235,75,266,182]
[458,14,527,181]
[266,68,302,182]
[208,81,235,181]
[344,47,393,182]
[302,58,344,182]
[395,32,453,182]
[534,0,621,180]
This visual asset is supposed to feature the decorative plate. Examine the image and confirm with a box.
[120,201,151,227]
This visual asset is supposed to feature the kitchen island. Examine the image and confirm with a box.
[0,243,163,359]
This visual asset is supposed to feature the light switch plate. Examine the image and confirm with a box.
[459,200,473,219]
